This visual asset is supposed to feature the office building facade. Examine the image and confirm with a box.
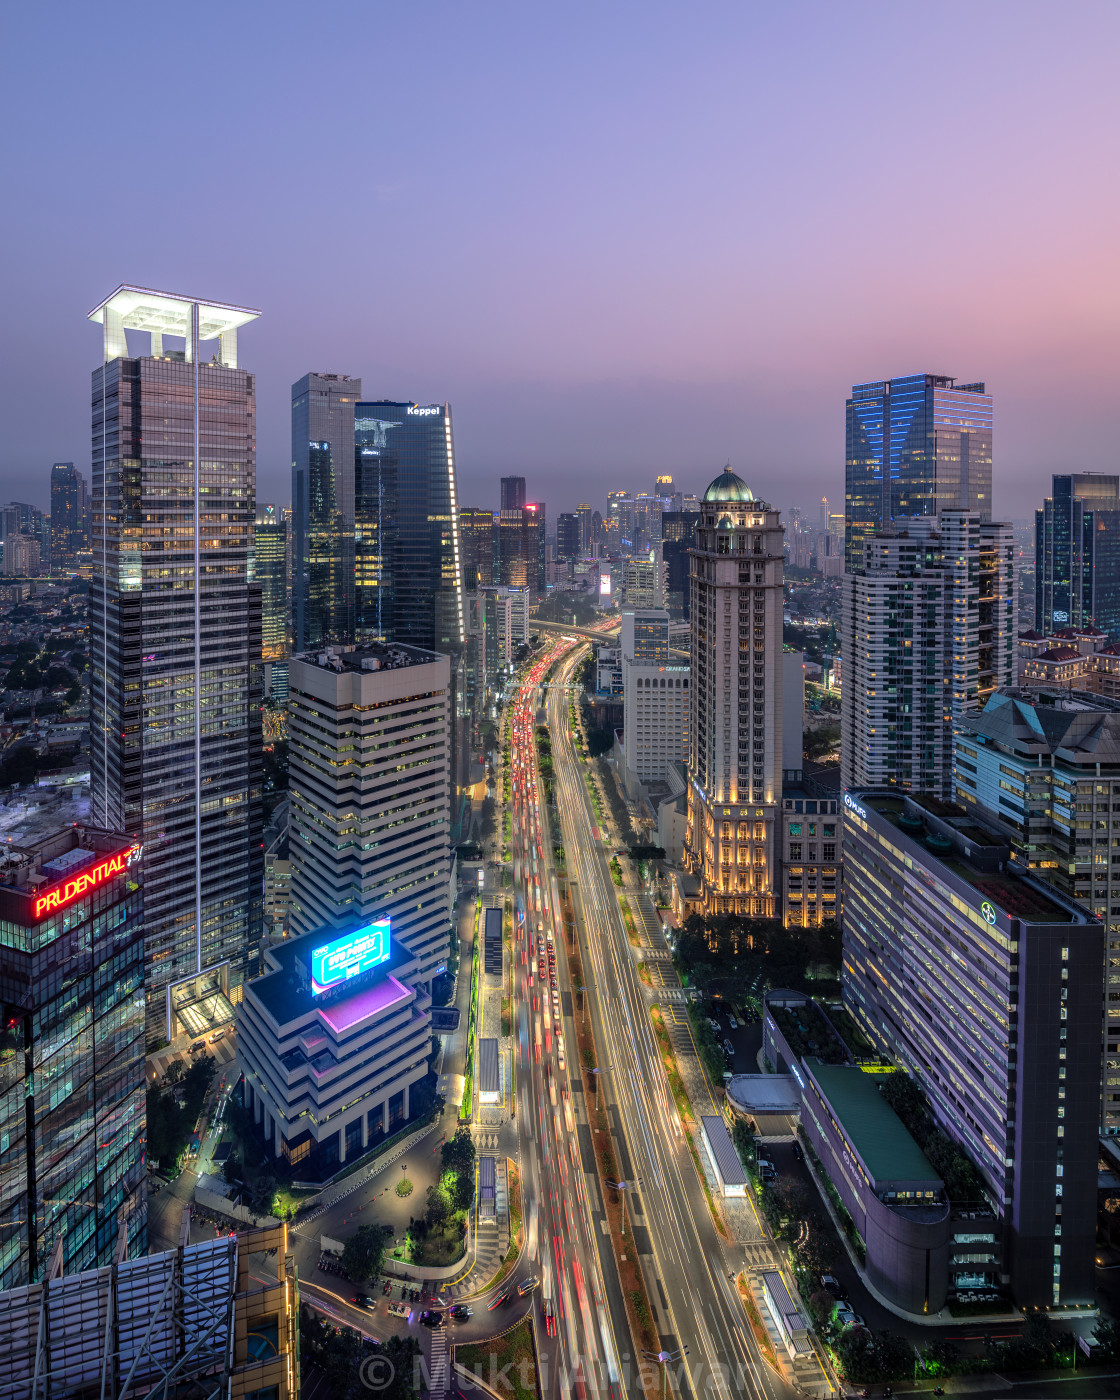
[0,826,145,1289]
[292,373,362,652]
[840,511,1014,800]
[354,400,465,652]
[238,921,431,1176]
[556,512,580,561]
[956,688,1120,1133]
[500,475,525,511]
[576,502,594,553]
[1034,473,1120,639]
[843,789,1101,1307]
[255,504,288,662]
[685,467,784,915]
[458,506,497,587]
[288,643,452,991]
[845,374,992,569]
[88,284,264,1038]
[498,502,545,591]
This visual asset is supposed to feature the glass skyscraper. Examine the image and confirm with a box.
[845,373,992,569]
[1034,473,1120,637]
[255,503,288,661]
[87,285,264,1039]
[292,372,362,652]
[50,461,86,570]
[354,401,465,651]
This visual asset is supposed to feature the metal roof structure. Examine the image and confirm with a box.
[700,1115,748,1187]
[478,1038,500,1096]
[805,1062,940,1188]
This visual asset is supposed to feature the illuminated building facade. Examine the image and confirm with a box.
[498,501,545,590]
[842,789,1101,1307]
[685,467,784,915]
[291,372,362,652]
[88,285,263,1039]
[1034,473,1120,638]
[355,401,465,651]
[956,687,1120,1133]
[840,510,1014,801]
[238,919,432,1176]
[845,374,992,570]
[255,503,288,661]
[50,461,86,571]
[458,505,497,587]
[0,826,145,1289]
[288,642,451,990]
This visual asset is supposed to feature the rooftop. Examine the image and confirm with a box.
[249,923,419,1027]
[861,792,1078,923]
[807,1062,941,1188]
[701,1115,749,1186]
[293,641,441,675]
[88,284,260,338]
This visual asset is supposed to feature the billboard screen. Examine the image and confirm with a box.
[311,919,391,993]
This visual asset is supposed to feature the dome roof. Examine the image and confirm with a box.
[703,465,754,503]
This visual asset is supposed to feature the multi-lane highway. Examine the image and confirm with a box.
[530,641,795,1400]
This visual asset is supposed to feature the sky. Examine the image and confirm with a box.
[1,0,1117,521]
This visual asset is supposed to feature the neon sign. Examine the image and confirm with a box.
[980,901,997,925]
[34,847,138,920]
[311,919,391,993]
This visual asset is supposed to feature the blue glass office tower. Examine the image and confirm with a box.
[1034,473,1120,637]
[354,401,465,651]
[845,374,992,569]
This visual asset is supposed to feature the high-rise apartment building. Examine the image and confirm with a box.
[840,511,1014,800]
[291,373,362,652]
[662,509,699,617]
[0,826,145,1289]
[255,504,288,662]
[843,789,1101,1307]
[618,552,664,608]
[88,284,264,1038]
[458,506,497,587]
[50,461,86,570]
[685,467,784,915]
[556,512,580,561]
[288,643,452,990]
[500,476,525,511]
[1034,473,1120,638]
[845,374,992,569]
[621,608,689,792]
[354,401,465,651]
[2,533,41,577]
[956,688,1120,1133]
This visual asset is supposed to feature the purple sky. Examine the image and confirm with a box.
[1,1,1117,521]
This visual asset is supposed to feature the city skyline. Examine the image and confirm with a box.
[2,4,1118,516]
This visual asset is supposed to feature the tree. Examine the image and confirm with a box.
[223,1150,242,1185]
[426,1181,451,1229]
[441,1127,476,1212]
[44,663,73,689]
[341,1223,386,1283]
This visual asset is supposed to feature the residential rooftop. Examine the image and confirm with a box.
[808,1062,940,1189]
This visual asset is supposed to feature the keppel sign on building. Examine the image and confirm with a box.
[33,846,139,921]
[311,919,391,994]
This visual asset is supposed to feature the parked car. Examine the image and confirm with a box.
[792,1141,803,1161]
[728,1016,738,1029]
[723,1039,735,1058]
[835,1306,866,1330]
[820,1274,843,1298]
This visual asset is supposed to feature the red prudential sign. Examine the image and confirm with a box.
[33,847,139,921]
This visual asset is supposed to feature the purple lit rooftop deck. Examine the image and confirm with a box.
[319,974,410,1032]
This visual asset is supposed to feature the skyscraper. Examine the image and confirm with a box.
[353,406,398,643]
[87,284,264,1038]
[500,475,525,511]
[354,400,465,650]
[292,372,362,652]
[287,643,452,990]
[255,504,288,662]
[0,826,145,1288]
[50,461,85,570]
[1034,473,1120,638]
[576,502,594,553]
[845,374,992,569]
[556,511,580,561]
[458,506,497,587]
[840,511,1014,800]
[498,502,545,590]
[685,467,784,916]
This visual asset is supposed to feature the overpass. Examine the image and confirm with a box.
[533,618,688,662]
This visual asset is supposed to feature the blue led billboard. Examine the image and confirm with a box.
[311,919,391,993]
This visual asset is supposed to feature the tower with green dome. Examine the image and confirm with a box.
[684,467,785,917]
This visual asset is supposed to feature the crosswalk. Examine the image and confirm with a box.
[428,1327,449,1400]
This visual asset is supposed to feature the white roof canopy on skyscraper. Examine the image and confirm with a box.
[88,284,260,365]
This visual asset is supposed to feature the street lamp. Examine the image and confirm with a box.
[642,1347,689,1399]
[606,1177,642,1242]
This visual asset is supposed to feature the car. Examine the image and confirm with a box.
[792,1141,804,1161]
[820,1274,843,1298]
[728,1016,738,1029]
[723,1039,735,1058]
[449,1304,472,1320]
[419,1310,444,1328]
[517,1276,540,1296]
[708,1018,720,1034]
[350,1293,374,1309]
[487,1289,511,1311]
[189,1040,205,1054]
[834,1306,865,1329]
[209,1029,226,1043]
[543,1299,557,1336]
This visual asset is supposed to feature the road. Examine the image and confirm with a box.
[542,642,796,1400]
[507,639,634,1398]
